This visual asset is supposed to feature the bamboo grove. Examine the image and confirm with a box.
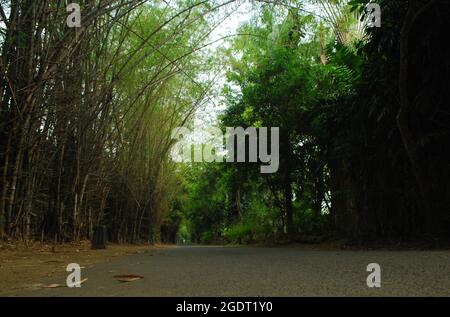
[0,0,227,242]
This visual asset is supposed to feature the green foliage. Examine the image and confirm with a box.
[223,223,254,244]
[177,222,191,244]
[178,4,345,242]
[174,0,450,244]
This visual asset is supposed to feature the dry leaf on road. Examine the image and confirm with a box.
[113,274,144,282]
[43,283,63,288]
[72,278,88,287]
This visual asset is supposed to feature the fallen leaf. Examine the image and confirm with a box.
[31,283,44,288]
[43,283,63,288]
[43,278,88,289]
[113,274,144,282]
[71,278,88,287]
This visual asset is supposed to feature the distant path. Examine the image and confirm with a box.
[17,246,450,296]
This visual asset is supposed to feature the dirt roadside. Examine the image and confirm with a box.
[0,240,162,296]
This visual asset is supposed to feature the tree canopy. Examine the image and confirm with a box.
[1,0,448,245]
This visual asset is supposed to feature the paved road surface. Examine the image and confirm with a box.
[16,246,450,296]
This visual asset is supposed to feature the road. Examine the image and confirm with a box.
[16,246,450,296]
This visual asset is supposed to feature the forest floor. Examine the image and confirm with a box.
[0,240,167,296]
[5,245,450,297]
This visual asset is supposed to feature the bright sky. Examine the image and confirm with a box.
[0,0,325,132]
[193,0,325,129]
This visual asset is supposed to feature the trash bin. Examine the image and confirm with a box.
[91,225,107,249]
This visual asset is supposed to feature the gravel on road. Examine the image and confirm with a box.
[15,245,450,297]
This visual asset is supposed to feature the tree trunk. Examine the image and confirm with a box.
[397,0,436,232]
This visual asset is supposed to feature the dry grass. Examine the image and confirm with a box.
[0,240,160,296]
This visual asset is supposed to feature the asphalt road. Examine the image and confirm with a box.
[17,246,450,296]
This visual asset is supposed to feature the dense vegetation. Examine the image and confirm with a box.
[1,0,449,245]
[0,0,215,242]
[171,0,450,245]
